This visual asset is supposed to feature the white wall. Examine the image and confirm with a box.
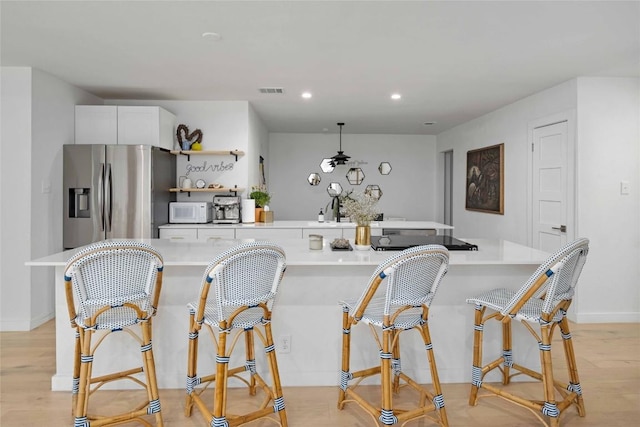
[437,77,640,323]
[0,67,101,330]
[437,79,578,243]
[108,100,251,204]
[268,133,438,221]
[574,77,640,322]
[1,67,33,330]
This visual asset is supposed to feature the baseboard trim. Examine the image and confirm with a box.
[1,312,55,331]
[0,320,32,331]
[575,312,640,323]
[30,312,54,329]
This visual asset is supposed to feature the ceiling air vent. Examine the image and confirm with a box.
[259,87,285,94]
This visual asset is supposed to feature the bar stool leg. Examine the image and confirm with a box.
[379,320,396,425]
[74,329,94,427]
[338,307,351,408]
[71,328,81,416]
[420,321,449,427]
[212,325,230,427]
[559,317,586,416]
[469,305,485,406]
[539,325,559,427]
[502,319,512,385]
[245,328,257,396]
[391,330,401,393]
[185,312,199,417]
[264,319,288,427]
[140,320,163,426]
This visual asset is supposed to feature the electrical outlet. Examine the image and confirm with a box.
[620,181,630,195]
[279,334,291,354]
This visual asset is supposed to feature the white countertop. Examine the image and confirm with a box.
[159,220,454,230]
[27,238,549,267]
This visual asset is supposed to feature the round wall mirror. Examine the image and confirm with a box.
[346,167,365,185]
[320,158,335,173]
[378,162,392,175]
[365,184,383,201]
[307,173,321,186]
[327,182,343,197]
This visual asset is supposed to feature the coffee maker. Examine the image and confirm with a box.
[212,196,241,223]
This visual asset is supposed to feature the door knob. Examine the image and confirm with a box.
[552,225,567,232]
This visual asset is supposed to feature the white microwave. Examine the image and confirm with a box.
[169,202,212,224]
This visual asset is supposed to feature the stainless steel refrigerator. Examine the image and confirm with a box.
[63,144,176,249]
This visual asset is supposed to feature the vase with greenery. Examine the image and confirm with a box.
[342,192,379,249]
[250,185,271,222]
[249,185,271,208]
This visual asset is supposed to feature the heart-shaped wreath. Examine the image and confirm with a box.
[177,124,203,150]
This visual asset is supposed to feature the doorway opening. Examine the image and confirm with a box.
[443,150,453,235]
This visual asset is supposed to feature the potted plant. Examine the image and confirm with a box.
[250,185,271,222]
[342,192,379,250]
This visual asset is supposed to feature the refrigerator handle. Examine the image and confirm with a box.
[106,163,113,232]
[98,162,105,231]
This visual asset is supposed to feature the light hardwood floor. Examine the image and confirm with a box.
[1,320,638,426]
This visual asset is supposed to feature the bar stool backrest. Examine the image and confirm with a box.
[353,245,449,316]
[503,238,589,318]
[198,242,287,322]
[64,240,164,326]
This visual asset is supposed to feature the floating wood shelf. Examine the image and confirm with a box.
[170,150,245,161]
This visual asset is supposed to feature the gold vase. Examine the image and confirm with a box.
[354,225,371,249]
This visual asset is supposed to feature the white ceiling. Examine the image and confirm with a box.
[2,0,639,135]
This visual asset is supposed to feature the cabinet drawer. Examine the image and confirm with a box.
[159,228,197,241]
[302,228,343,240]
[235,228,301,239]
[198,228,235,241]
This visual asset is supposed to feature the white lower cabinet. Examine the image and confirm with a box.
[235,228,301,240]
[159,228,198,241]
[302,228,343,240]
[198,228,235,241]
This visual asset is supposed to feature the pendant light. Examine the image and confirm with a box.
[331,122,351,166]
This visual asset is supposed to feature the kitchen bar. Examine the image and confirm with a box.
[27,236,550,391]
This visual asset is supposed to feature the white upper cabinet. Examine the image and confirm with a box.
[75,105,176,150]
[75,105,118,145]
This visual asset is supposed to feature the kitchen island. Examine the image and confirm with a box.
[27,237,549,391]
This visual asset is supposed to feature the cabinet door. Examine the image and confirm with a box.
[235,228,301,239]
[75,105,117,144]
[159,228,197,241]
[198,228,235,241]
[302,228,343,240]
[117,106,160,146]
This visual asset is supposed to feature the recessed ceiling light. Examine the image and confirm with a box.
[301,92,312,99]
[391,93,402,100]
[202,32,221,40]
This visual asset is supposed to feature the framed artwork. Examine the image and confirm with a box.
[465,143,504,214]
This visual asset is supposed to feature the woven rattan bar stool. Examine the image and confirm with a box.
[184,242,288,427]
[63,240,165,427]
[338,245,450,426]
[466,238,590,427]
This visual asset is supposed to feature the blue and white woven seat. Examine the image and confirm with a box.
[338,245,450,426]
[466,238,590,427]
[63,239,165,427]
[184,242,288,427]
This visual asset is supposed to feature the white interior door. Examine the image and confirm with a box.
[532,121,570,252]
